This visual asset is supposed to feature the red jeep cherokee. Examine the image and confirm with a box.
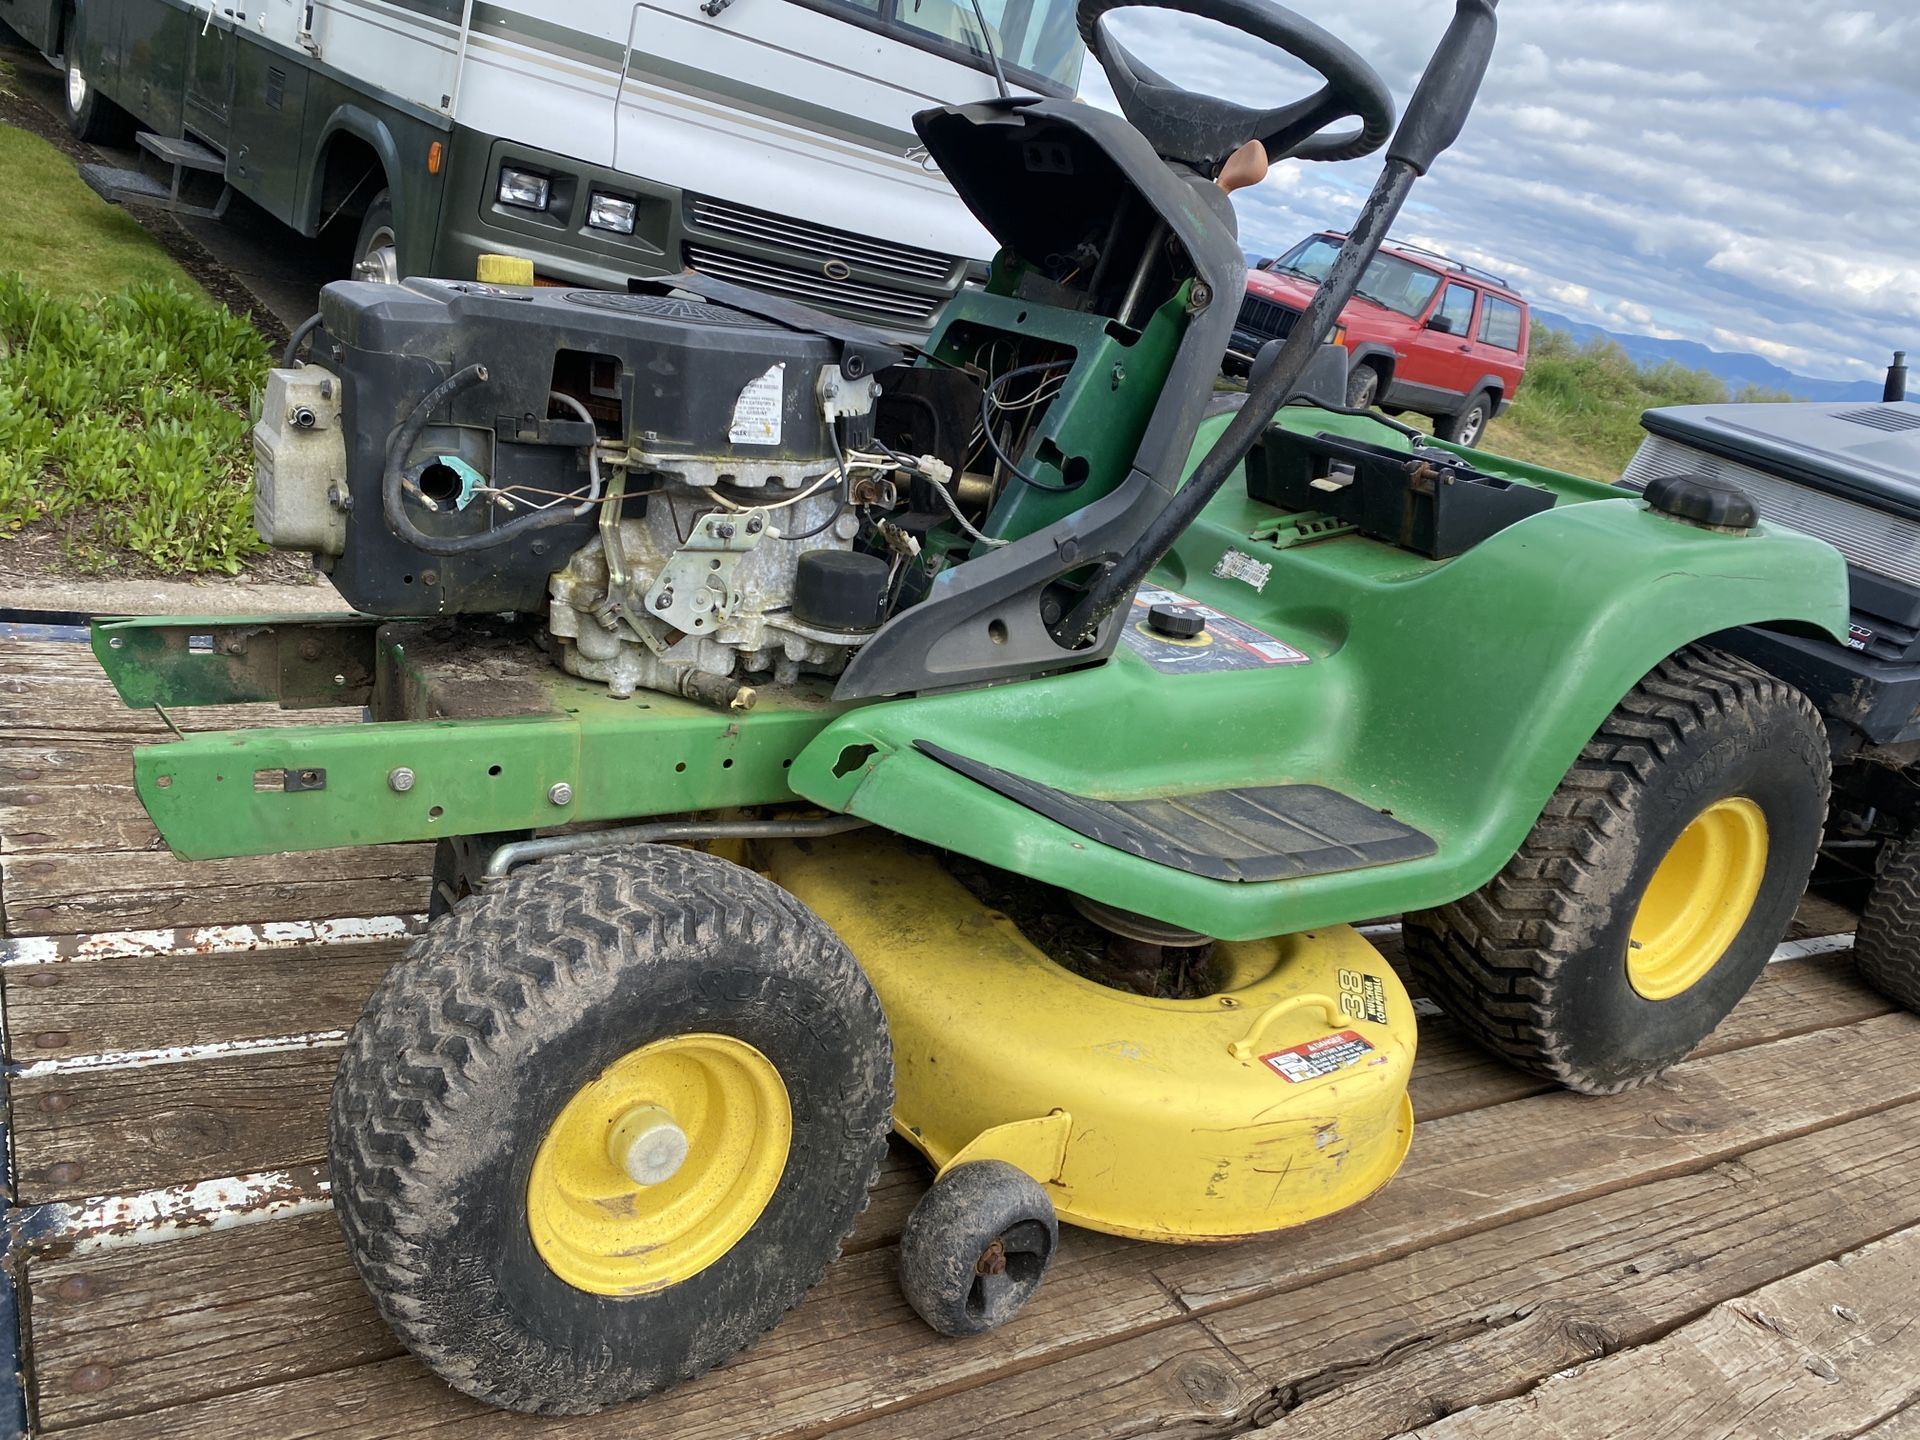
[1227,232,1529,447]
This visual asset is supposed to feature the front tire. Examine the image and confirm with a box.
[330,845,894,1414]
[62,5,133,145]
[1407,645,1829,1094]
[350,190,399,284]
[1346,363,1381,409]
[1856,828,1920,1012]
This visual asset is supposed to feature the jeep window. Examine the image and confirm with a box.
[803,0,1084,92]
[1434,283,1477,335]
[1479,297,1525,351]
[1275,237,1446,318]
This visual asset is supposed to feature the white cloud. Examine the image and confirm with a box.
[1082,0,1920,382]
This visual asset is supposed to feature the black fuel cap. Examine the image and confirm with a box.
[1642,472,1758,532]
[793,550,889,630]
[1148,602,1207,639]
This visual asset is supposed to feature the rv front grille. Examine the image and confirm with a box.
[686,196,959,286]
[683,245,939,326]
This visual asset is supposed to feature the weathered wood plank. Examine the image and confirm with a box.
[3,845,431,935]
[41,1227,1180,1437]
[835,1099,1920,1440]
[1404,1226,1920,1439]
[32,1012,1920,1437]
[12,1049,342,1204]
[1216,1098,1920,1440]
[3,944,403,1061]
[830,1325,1264,1440]
[29,1135,933,1428]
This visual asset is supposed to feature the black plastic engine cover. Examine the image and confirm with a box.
[313,278,845,616]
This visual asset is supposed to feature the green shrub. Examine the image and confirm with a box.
[0,270,268,573]
[1493,323,1788,479]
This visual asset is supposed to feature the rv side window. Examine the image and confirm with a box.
[789,0,1084,93]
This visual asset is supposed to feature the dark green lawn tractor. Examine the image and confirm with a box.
[92,0,1849,1416]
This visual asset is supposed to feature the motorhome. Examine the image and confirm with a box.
[0,0,1085,328]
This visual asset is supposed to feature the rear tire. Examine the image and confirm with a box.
[1856,829,1920,1012]
[1436,389,1493,447]
[1406,645,1828,1094]
[61,5,133,145]
[330,845,894,1414]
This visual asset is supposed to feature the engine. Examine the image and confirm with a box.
[254,278,921,708]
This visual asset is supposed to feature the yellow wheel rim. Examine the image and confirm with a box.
[1627,797,1769,1002]
[527,1033,792,1296]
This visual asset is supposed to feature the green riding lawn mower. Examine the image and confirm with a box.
[91,0,1853,1416]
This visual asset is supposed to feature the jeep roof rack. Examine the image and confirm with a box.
[1319,230,1515,293]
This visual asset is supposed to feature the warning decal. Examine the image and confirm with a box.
[1340,968,1390,1027]
[1119,586,1311,674]
[1261,1031,1375,1084]
[729,364,785,445]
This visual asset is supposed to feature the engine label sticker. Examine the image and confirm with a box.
[1120,587,1311,674]
[1261,1031,1375,1084]
[1341,969,1390,1026]
[729,364,785,445]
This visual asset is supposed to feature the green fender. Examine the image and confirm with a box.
[789,479,1849,941]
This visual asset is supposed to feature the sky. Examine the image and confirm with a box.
[1080,2,1920,383]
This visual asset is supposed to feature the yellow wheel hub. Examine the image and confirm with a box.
[1627,796,1769,1002]
[527,1033,791,1296]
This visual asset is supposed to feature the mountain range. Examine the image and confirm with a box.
[1530,309,1890,404]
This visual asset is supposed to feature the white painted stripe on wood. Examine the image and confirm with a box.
[15,1031,350,1079]
[42,1168,333,1255]
[1,914,423,967]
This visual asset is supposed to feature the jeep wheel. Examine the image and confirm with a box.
[1346,364,1381,410]
[330,844,894,1414]
[1437,390,1493,447]
[1856,828,1920,1012]
[1406,645,1829,1094]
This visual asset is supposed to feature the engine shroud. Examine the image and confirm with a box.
[307,279,849,616]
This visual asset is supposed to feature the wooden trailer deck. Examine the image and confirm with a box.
[3,623,1919,1440]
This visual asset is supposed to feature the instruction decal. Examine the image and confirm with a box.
[1261,1031,1375,1084]
[1119,586,1311,674]
[1340,968,1390,1026]
[729,363,785,445]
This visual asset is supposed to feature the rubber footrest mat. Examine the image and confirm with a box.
[914,741,1437,883]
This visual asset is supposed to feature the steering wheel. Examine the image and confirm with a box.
[1077,0,1395,174]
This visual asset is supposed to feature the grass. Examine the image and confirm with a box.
[0,121,269,575]
[0,270,270,574]
[1483,324,1790,480]
[0,123,200,301]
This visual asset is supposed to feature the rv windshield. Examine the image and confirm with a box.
[803,0,1085,92]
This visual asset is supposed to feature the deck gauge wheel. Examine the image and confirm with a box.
[329,845,894,1414]
[899,1160,1059,1337]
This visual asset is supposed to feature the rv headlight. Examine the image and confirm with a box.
[587,193,638,235]
[498,167,551,211]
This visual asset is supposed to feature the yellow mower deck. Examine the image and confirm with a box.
[766,834,1416,1242]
